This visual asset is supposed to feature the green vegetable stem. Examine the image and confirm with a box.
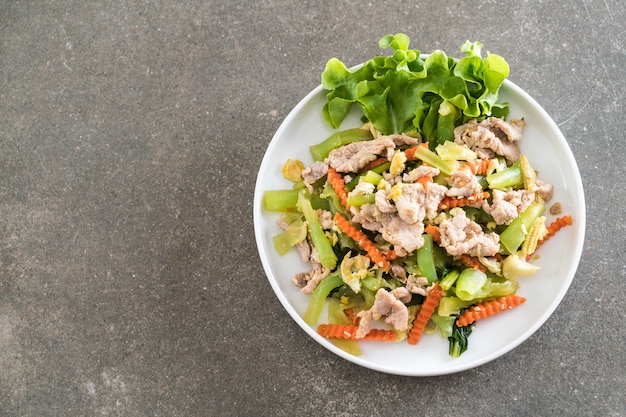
[416,234,438,283]
[263,189,300,212]
[297,190,338,269]
[309,128,373,161]
[500,201,546,254]
[408,144,454,175]
[486,161,523,190]
[303,272,343,326]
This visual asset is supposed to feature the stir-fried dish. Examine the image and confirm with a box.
[262,34,573,357]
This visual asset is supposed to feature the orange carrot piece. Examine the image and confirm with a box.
[458,254,487,273]
[317,324,397,342]
[343,308,360,326]
[407,282,444,345]
[333,212,390,271]
[464,159,491,175]
[424,224,441,244]
[438,191,489,211]
[404,142,428,161]
[359,157,388,172]
[416,175,433,188]
[326,168,350,211]
[456,295,526,327]
[384,249,400,261]
[527,215,573,260]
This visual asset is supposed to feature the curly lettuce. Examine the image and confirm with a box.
[321,34,510,145]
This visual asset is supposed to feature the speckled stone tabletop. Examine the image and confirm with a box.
[1,1,624,416]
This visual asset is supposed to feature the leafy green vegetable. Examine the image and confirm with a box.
[321,34,510,144]
[449,322,473,357]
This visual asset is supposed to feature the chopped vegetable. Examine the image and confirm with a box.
[405,143,454,175]
[520,216,548,257]
[272,218,307,255]
[302,272,343,327]
[317,324,397,342]
[486,162,523,190]
[326,168,351,211]
[527,215,573,258]
[310,128,373,161]
[456,294,526,327]
[438,191,490,211]
[435,141,477,161]
[407,282,444,345]
[455,268,488,301]
[500,201,546,254]
[449,322,473,357]
[502,253,540,280]
[262,189,300,212]
[333,212,390,271]
[416,234,438,283]
[298,191,337,269]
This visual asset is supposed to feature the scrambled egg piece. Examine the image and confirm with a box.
[340,253,372,293]
[282,158,304,182]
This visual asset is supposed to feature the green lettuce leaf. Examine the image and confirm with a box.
[320,34,511,144]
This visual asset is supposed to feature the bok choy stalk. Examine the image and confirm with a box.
[298,190,338,269]
[303,272,343,326]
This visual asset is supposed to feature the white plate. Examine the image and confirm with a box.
[253,77,585,376]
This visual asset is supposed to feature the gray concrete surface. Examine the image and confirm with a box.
[1,1,624,416]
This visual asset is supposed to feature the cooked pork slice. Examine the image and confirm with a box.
[388,133,421,147]
[446,168,483,197]
[356,288,409,338]
[406,275,430,296]
[422,182,448,219]
[482,189,535,225]
[380,215,424,254]
[375,189,397,213]
[395,182,447,224]
[439,210,500,257]
[454,117,525,163]
[390,264,407,282]
[317,209,335,230]
[351,203,385,233]
[292,263,331,294]
[350,180,376,197]
[535,179,554,202]
[295,240,312,263]
[395,183,426,224]
[301,161,328,184]
[403,165,440,183]
[325,136,396,173]
[391,287,412,303]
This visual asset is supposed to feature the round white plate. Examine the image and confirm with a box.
[253,77,585,376]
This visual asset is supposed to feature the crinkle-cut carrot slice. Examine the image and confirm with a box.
[333,212,390,271]
[456,294,526,327]
[407,282,444,345]
[317,324,397,342]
